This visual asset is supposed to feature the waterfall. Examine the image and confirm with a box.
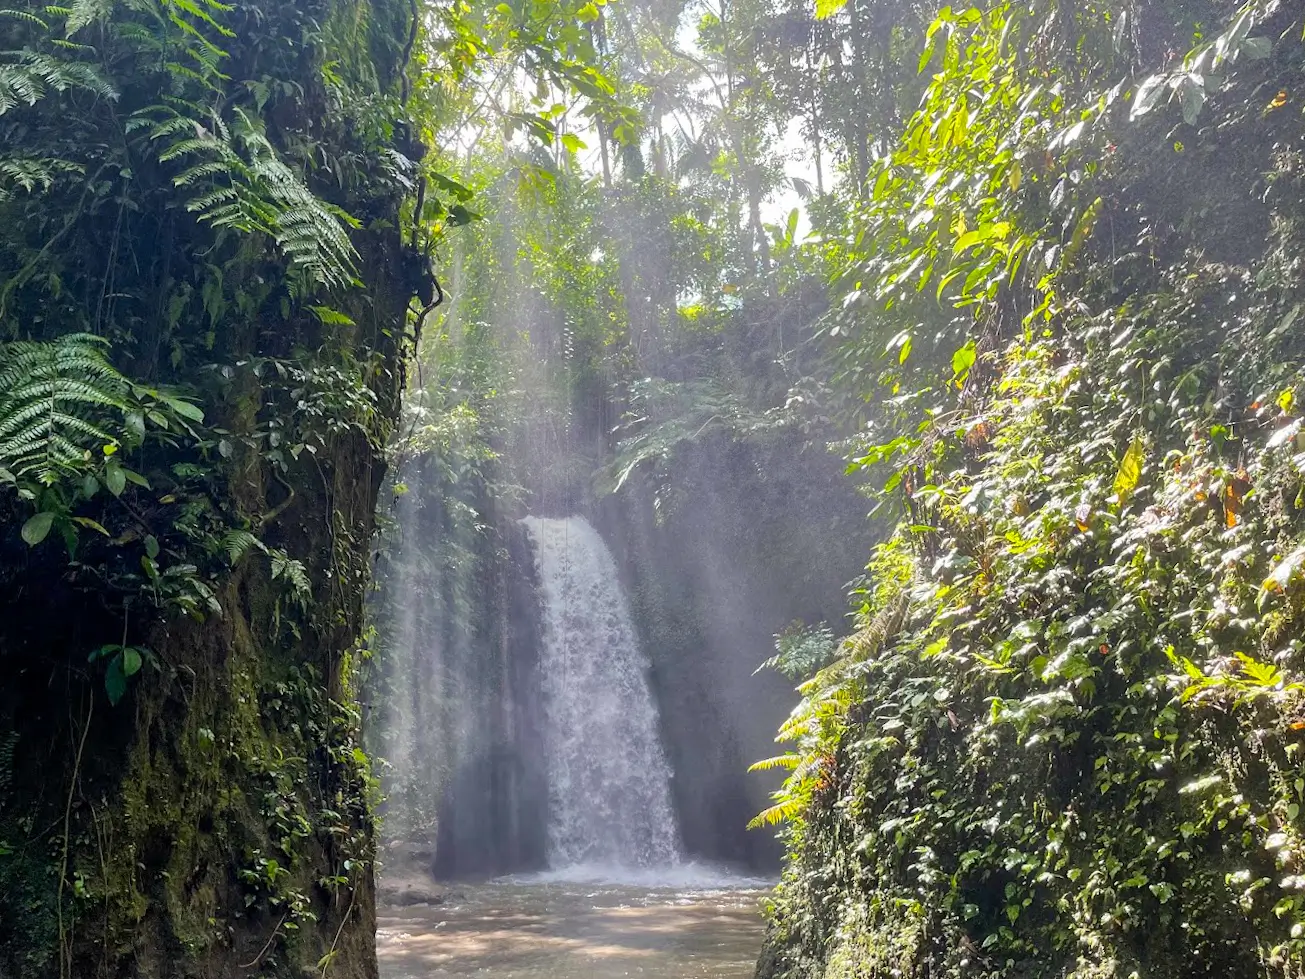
[522,516,681,869]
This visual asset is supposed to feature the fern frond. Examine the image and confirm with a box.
[0,50,115,115]
[163,0,233,37]
[63,0,115,35]
[0,334,128,483]
[220,528,264,564]
[134,105,359,291]
[746,798,803,830]
[845,589,909,663]
[173,160,231,186]
[269,549,312,605]
[0,9,49,27]
[747,754,802,773]
[0,156,83,200]
[146,116,205,142]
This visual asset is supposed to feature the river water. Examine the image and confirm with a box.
[377,866,771,979]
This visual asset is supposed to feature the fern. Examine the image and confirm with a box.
[746,798,803,830]
[747,754,802,773]
[598,377,779,496]
[0,156,83,200]
[0,49,116,115]
[63,0,115,34]
[0,8,48,27]
[220,528,263,564]
[218,530,312,608]
[135,105,360,290]
[0,334,129,484]
[269,548,311,605]
[756,623,839,680]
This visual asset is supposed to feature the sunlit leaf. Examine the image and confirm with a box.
[1112,436,1144,505]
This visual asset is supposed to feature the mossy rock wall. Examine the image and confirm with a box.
[0,368,404,978]
[0,0,416,968]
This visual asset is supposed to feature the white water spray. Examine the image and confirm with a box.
[522,515,681,869]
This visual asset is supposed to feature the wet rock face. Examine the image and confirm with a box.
[595,435,870,872]
[431,519,549,879]
[374,509,547,882]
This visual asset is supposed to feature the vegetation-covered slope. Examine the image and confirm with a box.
[755,2,1305,977]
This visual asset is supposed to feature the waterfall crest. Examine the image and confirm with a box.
[522,516,681,869]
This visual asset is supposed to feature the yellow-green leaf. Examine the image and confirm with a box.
[748,754,802,773]
[1112,436,1144,505]
[71,516,111,536]
[1262,545,1305,596]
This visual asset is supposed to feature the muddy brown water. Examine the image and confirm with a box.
[377,866,772,979]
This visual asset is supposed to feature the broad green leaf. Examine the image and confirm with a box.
[951,340,977,379]
[105,464,127,497]
[1241,35,1272,60]
[104,656,127,705]
[21,511,54,546]
[88,644,119,663]
[953,229,985,255]
[1131,74,1169,119]
[1177,74,1206,126]
[121,646,142,677]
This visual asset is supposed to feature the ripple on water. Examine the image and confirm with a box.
[377,864,774,979]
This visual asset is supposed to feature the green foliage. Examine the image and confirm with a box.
[87,644,150,705]
[758,623,839,682]
[600,377,780,497]
[755,4,1305,979]
[0,334,130,485]
[0,333,209,563]
[138,106,363,292]
[0,0,434,963]
[0,49,114,116]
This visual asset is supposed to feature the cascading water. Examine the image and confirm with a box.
[522,515,681,869]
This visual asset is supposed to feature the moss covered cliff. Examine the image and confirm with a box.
[0,0,417,973]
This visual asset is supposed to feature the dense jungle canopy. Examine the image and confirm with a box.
[3,0,1305,977]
